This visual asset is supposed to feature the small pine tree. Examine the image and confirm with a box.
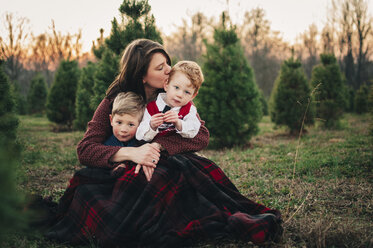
[9,82,27,115]
[91,49,119,109]
[0,61,25,242]
[198,18,262,148]
[27,73,48,115]
[354,84,369,114]
[270,58,314,134]
[368,84,373,137]
[345,85,355,112]
[259,90,268,116]
[46,60,80,127]
[311,54,346,128]
[74,62,96,130]
[0,61,19,141]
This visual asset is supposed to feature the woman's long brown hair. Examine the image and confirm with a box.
[106,39,171,101]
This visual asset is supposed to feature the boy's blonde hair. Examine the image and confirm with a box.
[112,92,146,121]
[169,61,204,92]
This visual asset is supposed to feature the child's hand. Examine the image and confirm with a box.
[150,113,164,130]
[164,110,182,130]
[163,110,178,123]
[111,163,126,176]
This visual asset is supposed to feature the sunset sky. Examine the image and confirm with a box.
[1,0,373,52]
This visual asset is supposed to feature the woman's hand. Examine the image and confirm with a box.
[135,164,154,181]
[133,142,163,182]
[129,143,160,167]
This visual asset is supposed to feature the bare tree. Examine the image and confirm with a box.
[238,8,286,97]
[48,20,83,68]
[301,24,319,78]
[321,24,336,54]
[351,0,372,88]
[329,0,356,87]
[164,12,214,62]
[0,12,30,83]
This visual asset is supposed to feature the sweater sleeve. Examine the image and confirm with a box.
[136,108,158,142]
[152,110,209,155]
[76,98,121,168]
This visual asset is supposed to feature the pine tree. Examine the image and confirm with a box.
[311,54,346,128]
[259,90,268,116]
[0,60,25,242]
[91,49,119,109]
[354,84,369,114]
[74,62,96,130]
[27,73,48,115]
[94,0,162,57]
[10,82,27,115]
[198,18,262,148]
[368,84,373,137]
[0,61,18,141]
[91,1,162,107]
[270,58,314,133]
[46,60,80,127]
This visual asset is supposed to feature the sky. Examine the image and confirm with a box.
[1,0,373,52]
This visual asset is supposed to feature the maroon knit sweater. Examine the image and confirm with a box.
[77,98,210,168]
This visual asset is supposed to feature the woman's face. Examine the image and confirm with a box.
[143,53,171,90]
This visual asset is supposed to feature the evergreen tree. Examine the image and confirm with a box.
[198,18,262,148]
[311,54,346,128]
[74,62,96,130]
[46,60,80,127]
[91,0,162,109]
[91,49,119,109]
[259,90,268,116]
[94,0,162,57]
[345,85,355,112]
[0,61,19,141]
[368,84,373,137]
[354,84,369,114]
[0,60,25,242]
[270,58,314,133]
[27,73,48,115]
[9,82,27,115]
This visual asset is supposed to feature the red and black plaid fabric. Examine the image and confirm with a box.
[46,153,282,247]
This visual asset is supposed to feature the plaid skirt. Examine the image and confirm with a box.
[46,153,282,247]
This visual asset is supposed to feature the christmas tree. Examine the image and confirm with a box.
[270,58,314,133]
[198,15,262,147]
[46,60,80,127]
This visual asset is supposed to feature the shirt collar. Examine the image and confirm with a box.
[156,93,181,111]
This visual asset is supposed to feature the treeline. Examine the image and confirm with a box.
[0,0,373,145]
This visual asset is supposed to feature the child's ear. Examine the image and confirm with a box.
[191,90,198,100]
[109,114,113,126]
[164,82,169,91]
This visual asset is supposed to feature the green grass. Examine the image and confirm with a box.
[4,113,373,247]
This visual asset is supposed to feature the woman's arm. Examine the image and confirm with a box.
[152,111,209,155]
[77,98,161,168]
[77,98,121,168]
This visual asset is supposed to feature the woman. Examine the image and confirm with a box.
[47,39,282,247]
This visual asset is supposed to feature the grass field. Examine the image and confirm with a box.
[4,113,373,247]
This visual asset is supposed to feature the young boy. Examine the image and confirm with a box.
[104,92,146,147]
[136,60,204,142]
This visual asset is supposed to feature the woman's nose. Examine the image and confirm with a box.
[165,64,171,74]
